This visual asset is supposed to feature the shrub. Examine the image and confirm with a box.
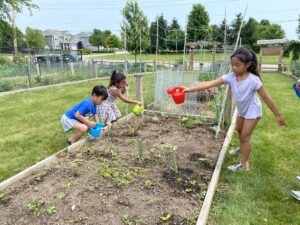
[0,80,13,92]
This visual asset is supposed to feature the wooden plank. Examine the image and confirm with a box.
[196,108,237,225]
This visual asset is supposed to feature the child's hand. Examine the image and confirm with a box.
[88,121,96,128]
[276,115,286,127]
[183,87,190,93]
[137,101,142,106]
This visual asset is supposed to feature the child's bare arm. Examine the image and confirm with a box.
[114,91,141,105]
[184,77,224,93]
[93,114,100,122]
[75,112,96,127]
[257,87,286,126]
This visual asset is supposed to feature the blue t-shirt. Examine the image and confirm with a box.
[65,98,97,121]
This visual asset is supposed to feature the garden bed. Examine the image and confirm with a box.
[0,115,225,225]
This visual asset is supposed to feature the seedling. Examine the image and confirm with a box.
[35,171,47,182]
[46,206,56,215]
[0,192,8,202]
[172,153,178,173]
[122,214,134,225]
[144,180,152,189]
[26,201,45,217]
[137,139,143,162]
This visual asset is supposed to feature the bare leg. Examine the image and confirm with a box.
[236,116,244,139]
[239,118,260,168]
[69,123,88,143]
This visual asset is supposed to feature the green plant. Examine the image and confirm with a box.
[0,192,7,201]
[41,76,54,85]
[26,201,45,216]
[46,206,56,215]
[122,214,134,225]
[34,76,42,83]
[172,153,178,173]
[0,80,13,92]
[137,139,143,162]
[144,180,152,189]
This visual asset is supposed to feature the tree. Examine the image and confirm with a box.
[284,14,300,61]
[257,20,285,40]
[89,29,111,50]
[25,27,45,49]
[228,13,243,45]
[121,0,149,62]
[166,18,184,51]
[0,0,38,21]
[105,34,122,49]
[77,41,83,50]
[210,19,230,44]
[241,17,259,51]
[0,19,25,48]
[149,14,168,53]
[187,4,210,42]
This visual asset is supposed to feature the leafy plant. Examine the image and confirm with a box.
[144,180,152,189]
[122,214,134,225]
[0,192,7,202]
[46,206,56,215]
[26,201,45,216]
[0,80,13,92]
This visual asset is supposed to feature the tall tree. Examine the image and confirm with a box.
[149,14,168,53]
[0,19,25,48]
[0,0,38,21]
[228,13,243,45]
[211,19,230,44]
[89,29,111,50]
[166,18,184,51]
[121,0,149,62]
[25,27,45,49]
[187,4,210,42]
[105,34,122,49]
[257,21,285,40]
[284,14,300,61]
[240,17,259,51]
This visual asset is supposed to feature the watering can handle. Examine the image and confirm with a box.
[173,86,185,92]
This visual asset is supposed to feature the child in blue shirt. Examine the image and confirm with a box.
[61,85,108,145]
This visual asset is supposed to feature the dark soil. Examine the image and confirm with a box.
[0,115,225,225]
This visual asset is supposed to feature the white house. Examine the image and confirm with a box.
[76,32,91,48]
[44,29,79,50]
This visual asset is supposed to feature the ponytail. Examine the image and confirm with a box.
[109,70,126,87]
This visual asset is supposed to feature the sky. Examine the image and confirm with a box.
[16,0,300,40]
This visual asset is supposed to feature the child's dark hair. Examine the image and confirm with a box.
[109,70,126,87]
[91,85,108,99]
[231,47,261,79]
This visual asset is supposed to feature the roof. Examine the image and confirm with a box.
[44,29,70,36]
[257,39,288,45]
[77,32,92,38]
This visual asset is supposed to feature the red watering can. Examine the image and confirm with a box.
[167,86,185,104]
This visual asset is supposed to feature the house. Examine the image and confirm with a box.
[44,29,79,50]
[76,32,91,48]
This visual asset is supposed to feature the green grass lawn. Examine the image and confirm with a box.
[0,74,155,182]
[209,72,300,225]
[91,53,292,64]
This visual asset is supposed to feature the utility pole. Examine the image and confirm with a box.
[155,16,159,68]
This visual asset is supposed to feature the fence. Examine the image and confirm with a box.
[0,60,156,92]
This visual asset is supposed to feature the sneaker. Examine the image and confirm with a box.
[227,162,249,171]
[229,147,241,155]
[296,176,300,184]
[290,190,300,201]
